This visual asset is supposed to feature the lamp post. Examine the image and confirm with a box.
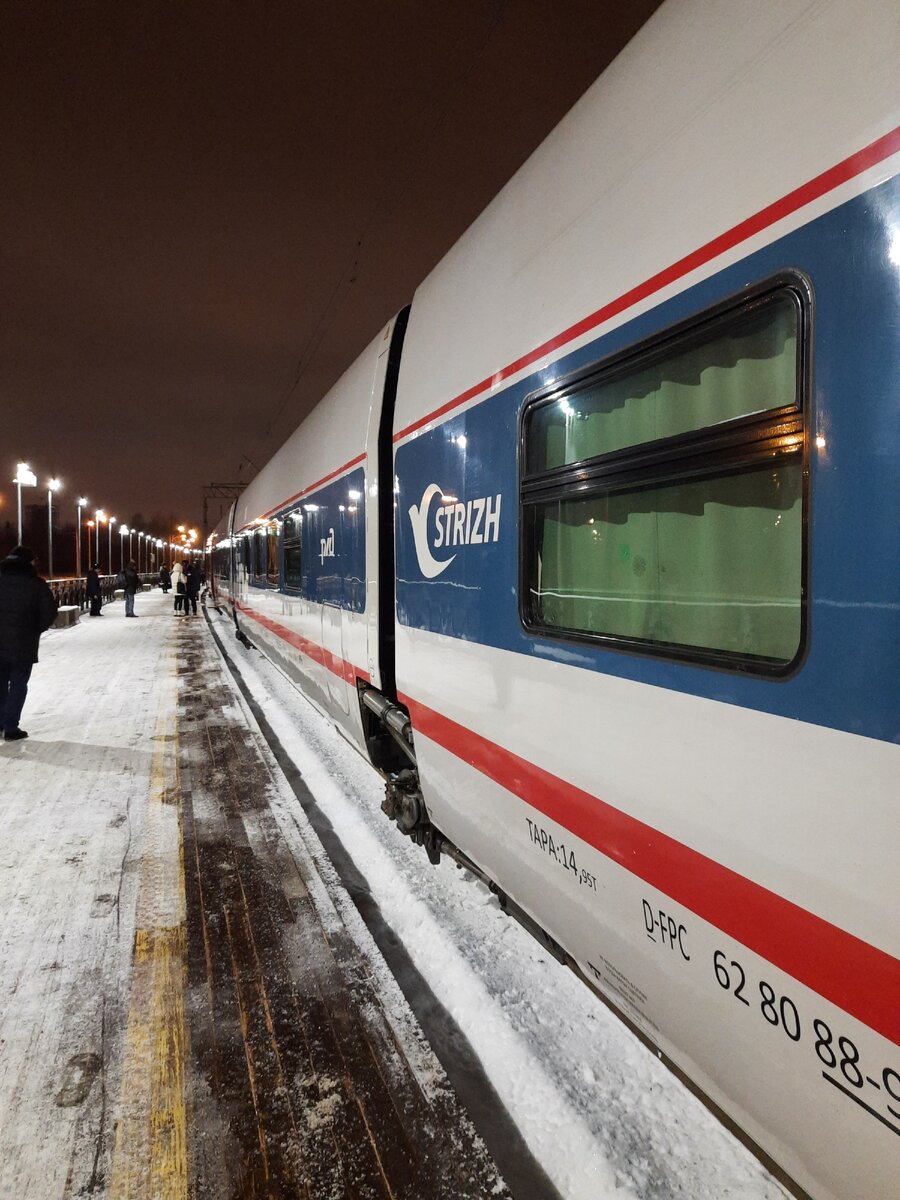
[108,517,116,576]
[76,497,88,578]
[87,520,95,565]
[47,478,61,578]
[138,532,144,574]
[94,511,106,566]
[120,525,128,571]
[13,462,37,544]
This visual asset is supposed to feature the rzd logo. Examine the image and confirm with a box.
[319,528,335,564]
[408,484,501,579]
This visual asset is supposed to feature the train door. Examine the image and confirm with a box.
[321,602,350,714]
[364,307,409,697]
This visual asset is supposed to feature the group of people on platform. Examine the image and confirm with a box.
[84,559,205,618]
[85,559,141,616]
[0,544,208,741]
[159,561,203,616]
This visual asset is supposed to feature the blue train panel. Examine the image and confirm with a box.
[249,466,366,612]
[394,180,900,743]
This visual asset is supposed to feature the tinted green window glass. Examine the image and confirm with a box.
[283,510,302,590]
[531,462,802,662]
[254,531,267,583]
[267,528,279,586]
[284,546,302,590]
[527,294,798,473]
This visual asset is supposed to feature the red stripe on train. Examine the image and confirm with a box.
[235,601,369,687]
[232,594,898,1042]
[394,127,900,443]
[399,692,900,1045]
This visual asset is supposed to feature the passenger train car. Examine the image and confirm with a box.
[210,3,899,1196]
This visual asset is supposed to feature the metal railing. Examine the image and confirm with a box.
[47,574,158,611]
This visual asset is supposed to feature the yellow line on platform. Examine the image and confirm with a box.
[107,661,188,1200]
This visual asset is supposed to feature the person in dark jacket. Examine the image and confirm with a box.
[123,560,141,617]
[183,562,202,616]
[86,561,103,616]
[0,545,57,741]
[159,564,171,593]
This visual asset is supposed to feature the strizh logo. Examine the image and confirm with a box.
[408,484,501,578]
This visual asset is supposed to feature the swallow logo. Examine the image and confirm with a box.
[409,485,456,578]
[408,483,502,578]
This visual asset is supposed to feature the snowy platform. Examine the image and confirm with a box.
[0,593,504,1199]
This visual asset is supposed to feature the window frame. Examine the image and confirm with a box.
[517,273,812,678]
[282,509,303,594]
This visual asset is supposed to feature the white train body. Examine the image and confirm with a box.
[213,3,900,1197]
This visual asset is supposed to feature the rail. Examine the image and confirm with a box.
[46,573,158,611]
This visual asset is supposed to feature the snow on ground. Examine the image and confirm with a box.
[210,607,789,1200]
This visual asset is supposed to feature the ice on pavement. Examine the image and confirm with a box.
[213,608,789,1200]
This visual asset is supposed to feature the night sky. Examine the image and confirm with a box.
[2,1,658,552]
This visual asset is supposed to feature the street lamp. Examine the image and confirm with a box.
[120,525,128,571]
[76,497,89,578]
[46,478,61,578]
[138,532,144,574]
[13,462,37,544]
[108,516,117,575]
[94,510,106,566]
[86,519,95,565]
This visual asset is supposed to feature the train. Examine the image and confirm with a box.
[209,3,900,1197]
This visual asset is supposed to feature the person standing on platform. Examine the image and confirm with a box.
[123,559,141,617]
[0,545,57,741]
[184,561,201,616]
[171,560,185,614]
[86,562,103,616]
[159,563,171,593]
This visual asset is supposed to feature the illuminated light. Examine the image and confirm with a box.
[48,477,62,492]
[815,435,827,450]
[339,504,346,512]
[560,399,574,416]
[347,506,357,514]
[440,494,458,504]
[13,463,37,486]
[109,515,117,525]
[455,435,467,449]
[303,503,319,512]
[177,525,185,533]
[347,490,361,500]
[78,496,89,507]
[120,525,129,535]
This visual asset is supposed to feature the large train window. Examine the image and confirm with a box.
[251,529,266,586]
[283,510,302,592]
[520,276,810,674]
[248,524,279,587]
